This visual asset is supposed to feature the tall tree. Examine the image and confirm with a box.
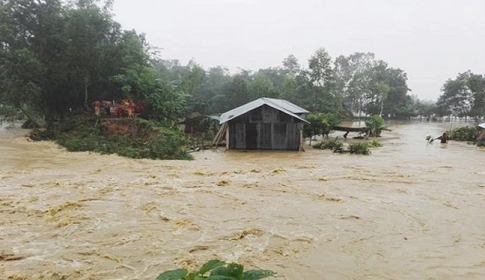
[308,48,333,88]
[0,0,163,126]
[0,0,68,126]
[282,54,300,76]
[437,71,485,120]
[334,52,376,114]
[248,73,278,100]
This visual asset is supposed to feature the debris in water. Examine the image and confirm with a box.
[216,180,230,186]
[226,227,264,240]
[272,168,286,174]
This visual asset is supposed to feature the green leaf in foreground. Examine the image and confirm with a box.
[207,276,237,280]
[156,260,276,280]
[199,260,226,275]
[242,270,276,280]
[156,268,188,280]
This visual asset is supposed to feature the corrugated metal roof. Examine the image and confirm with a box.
[220,97,309,124]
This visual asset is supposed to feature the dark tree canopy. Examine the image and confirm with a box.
[0,0,420,127]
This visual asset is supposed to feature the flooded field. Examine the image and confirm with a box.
[1,121,485,280]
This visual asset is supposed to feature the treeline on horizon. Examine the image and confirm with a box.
[1,0,484,128]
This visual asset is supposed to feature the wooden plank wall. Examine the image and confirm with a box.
[228,105,303,150]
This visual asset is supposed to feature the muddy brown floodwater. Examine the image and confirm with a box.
[1,121,485,280]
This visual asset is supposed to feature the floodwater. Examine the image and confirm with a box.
[1,121,485,280]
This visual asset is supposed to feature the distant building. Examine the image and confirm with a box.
[214,98,309,151]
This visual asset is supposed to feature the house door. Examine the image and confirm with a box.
[246,123,258,149]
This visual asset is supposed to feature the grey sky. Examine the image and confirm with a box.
[113,0,485,101]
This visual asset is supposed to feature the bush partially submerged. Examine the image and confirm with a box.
[446,126,479,142]
[348,142,371,155]
[367,140,382,148]
[313,139,343,150]
[365,115,384,137]
[313,139,381,155]
[31,116,193,160]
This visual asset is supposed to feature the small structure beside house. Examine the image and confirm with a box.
[213,98,309,151]
[478,122,485,146]
[181,112,219,136]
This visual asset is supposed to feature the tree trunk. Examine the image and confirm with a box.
[358,98,363,126]
[84,76,90,111]
[18,106,41,128]
[379,99,384,117]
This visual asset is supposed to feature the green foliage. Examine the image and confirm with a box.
[365,115,384,137]
[303,113,342,145]
[0,0,417,129]
[0,0,157,124]
[313,139,381,155]
[437,71,485,118]
[34,116,193,160]
[0,104,24,121]
[313,139,343,150]
[156,260,275,280]
[367,140,382,147]
[144,82,188,126]
[446,126,479,142]
[348,142,371,155]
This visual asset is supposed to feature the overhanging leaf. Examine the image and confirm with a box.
[156,268,188,280]
[207,276,237,280]
[199,260,226,275]
[242,270,276,280]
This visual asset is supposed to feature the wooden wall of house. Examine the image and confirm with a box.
[228,105,304,150]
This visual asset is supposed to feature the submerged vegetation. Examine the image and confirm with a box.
[312,139,343,150]
[313,138,382,155]
[156,259,275,280]
[31,116,193,160]
[365,115,385,137]
[446,126,480,142]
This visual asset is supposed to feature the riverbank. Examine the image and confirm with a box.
[28,116,193,160]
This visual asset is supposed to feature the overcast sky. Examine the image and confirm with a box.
[113,0,485,101]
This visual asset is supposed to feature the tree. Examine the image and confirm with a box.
[201,66,232,114]
[381,67,409,118]
[282,54,300,76]
[466,73,485,119]
[437,71,478,119]
[0,0,68,127]
[308,48,333,88]
[334,52,376,114]
[64,0,119,110]
[227,73,250,109]
[248,73,278,100]
[0,0,160,127]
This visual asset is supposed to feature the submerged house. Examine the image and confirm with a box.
[214,98,309,151]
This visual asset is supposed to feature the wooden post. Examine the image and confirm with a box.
[225,124,229,150]
[299,127,304,152]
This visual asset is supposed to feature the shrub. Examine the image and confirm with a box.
[365,115,384,137]
[446,126,479,142]
[348,143,371,155]
[367,140,382,148]
[313,139,343,150]
[31,116,193,160]
[156,259,275,280]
